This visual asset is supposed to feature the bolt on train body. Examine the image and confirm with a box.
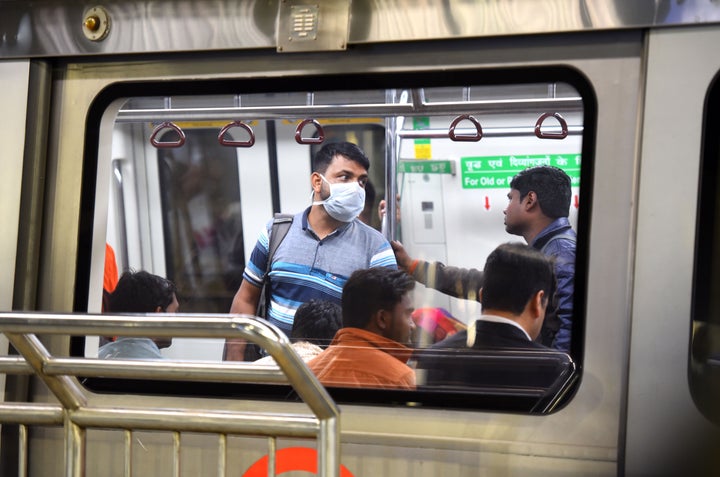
[0,1,719,476]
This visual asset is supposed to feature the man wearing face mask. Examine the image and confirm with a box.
[225,142,397,361]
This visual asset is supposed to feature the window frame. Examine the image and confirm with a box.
[74,66,597,414]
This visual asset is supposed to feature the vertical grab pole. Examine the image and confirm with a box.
[65,415,85,477]
[217,434,227,477]
[124,430,132,477]
[319,417,340,477]
[267,436,276,477]
[18,424,27,477]
[172,431,181,477]
[384,89,407,240]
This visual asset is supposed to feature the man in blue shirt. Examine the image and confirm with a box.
[98,270,179,360]
[225,142,396,360]
[392,166,576,352]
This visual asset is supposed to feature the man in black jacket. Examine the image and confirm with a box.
[414,243,568,392]
[431,242,556,352]
[392,166,575,352]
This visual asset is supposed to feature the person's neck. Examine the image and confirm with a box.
[523,216,554,244]
[481,310,533,340]
[308,204,344,239]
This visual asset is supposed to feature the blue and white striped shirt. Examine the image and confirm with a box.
[243,207,397,334]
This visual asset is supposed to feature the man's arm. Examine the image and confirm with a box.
[225,279,262,361]
[551,253,575,353]
[391,240,484,301]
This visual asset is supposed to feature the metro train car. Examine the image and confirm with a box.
[1,1,720,476]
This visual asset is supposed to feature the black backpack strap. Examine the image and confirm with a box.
[265,213,294,273]
[245,213,294,360]
[539,230,576,254]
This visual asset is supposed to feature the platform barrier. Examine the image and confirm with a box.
[0,312,340,477]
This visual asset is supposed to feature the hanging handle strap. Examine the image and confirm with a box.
[295,119,325,144]
[448,114,483,142]
[218,121,256,147]
[150,121,186,148]
[534,112,568,140]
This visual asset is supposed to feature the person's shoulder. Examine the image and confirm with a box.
[543,228,576,255]
[545,238,576,260]
[97,341,118,358]
[264,210,304,227]
[349,220,394,252]
[351,219,385,237]
[431,329,469,349]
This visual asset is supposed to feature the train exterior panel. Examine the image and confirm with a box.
[0,2,719,476]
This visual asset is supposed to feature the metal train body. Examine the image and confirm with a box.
[1,1,719,476]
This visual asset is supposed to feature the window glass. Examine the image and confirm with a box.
[691,73,720,425]
[82,70,593,413]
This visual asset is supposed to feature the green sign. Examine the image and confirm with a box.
[413,117,430,129]
[460,154,581,189]
[399,159,455,174]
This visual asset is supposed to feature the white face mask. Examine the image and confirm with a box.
[313,174,366,222]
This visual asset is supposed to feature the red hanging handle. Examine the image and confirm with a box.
[294,119,325,144]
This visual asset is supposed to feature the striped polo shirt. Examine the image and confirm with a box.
[243,207,397,335]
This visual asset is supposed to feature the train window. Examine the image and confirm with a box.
[77,69,594,413]
[691,72,720,425]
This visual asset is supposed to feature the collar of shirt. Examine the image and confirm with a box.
[530,216,572,248]
[466,314,532,347]
[301,206,352,239]
[332,327,414,364]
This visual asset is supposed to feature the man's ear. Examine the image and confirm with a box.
[524,191,539,211]
[154,306,163,313]
[311,172,323,194]
[374,309,389,331]
[531,290,545,319]
[366,309,390,337]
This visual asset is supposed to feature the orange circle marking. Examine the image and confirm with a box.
[242,447,354,477]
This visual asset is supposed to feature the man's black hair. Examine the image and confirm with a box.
[481,243,556,315]
[509,166,571,218]
[312,141,370,174]
[342,267,415,329]
[107,270,177,313]
[291,299,342,348]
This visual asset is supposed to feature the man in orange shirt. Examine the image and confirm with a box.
[100,243,120,344]
[103,243,119,293]
[307,267,416,390]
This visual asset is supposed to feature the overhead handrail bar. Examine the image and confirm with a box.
[448,114,483,142]
[218,120,256,147]
[149,121,186,148]
[535,112,569,139]
[295,118,324,144]
[116,97,583,123]
[548,82,557,98]
[397,125,583,139]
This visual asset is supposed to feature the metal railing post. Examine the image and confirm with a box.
[0,312,342,477]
